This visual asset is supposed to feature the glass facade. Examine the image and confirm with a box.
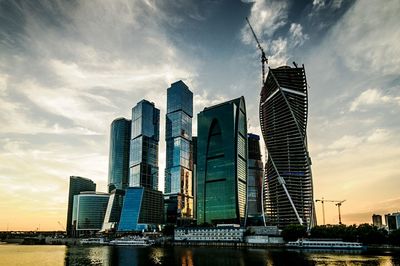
[118,187,163,232]
[66,176,96,236]
[197,97,248,225]
[164,81,194,224]
[129,100,160,190]
[246,133,265,226]
[260,65,315,228]
[108,118,131,193]
[71,192,109,236]
[101,189,125,232]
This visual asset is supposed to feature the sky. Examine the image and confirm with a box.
[0,0,399,231]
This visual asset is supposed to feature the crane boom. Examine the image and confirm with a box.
[246,17,268,84]
[315,198,346,225]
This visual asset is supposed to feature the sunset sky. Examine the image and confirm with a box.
[0,0,399,231]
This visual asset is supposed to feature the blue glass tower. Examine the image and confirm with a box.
[164,81,194,224]
[129,100,160,190]
[108,118,131,193]
[118,99,163,232]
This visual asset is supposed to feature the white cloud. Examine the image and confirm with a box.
[289,23,309,47]
[242,0,288,44]
[328,135,363,150]
[330,0,400,75]
[313,0,325,9]
[350,88,399,112]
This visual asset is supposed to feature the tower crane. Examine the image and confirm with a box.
[246,17,268,85]
[315,198,346,225]
[57,221,65,231]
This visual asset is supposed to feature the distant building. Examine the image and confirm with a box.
[260,65,315,228]
[174,225,245,242]
[372,214,383,227]
[71,191,109,237]
[164,81,194,224]
[385,213,400,231]
[118,187,163,232]
[245,226,284,244]
[108,118,131,192]
[101,189,125,232]
[66,176,96,236]
[246,133,265,226]
[129,100,160,189]
[197,97,248,225]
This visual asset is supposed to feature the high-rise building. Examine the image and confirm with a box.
[372,214,383,228]
[197,97,248,225]
[192,136,198,220]
[101,189,125,232]
[260,64,315,228]
[129,100,160,189]
[108,118,131,193]
[118,99,163,232]
[246,133,265,226]
[385,213,400,231]
[118,187,163,232]
[164,81,194,224]
[71,191,109,237]
[66,176,96,236]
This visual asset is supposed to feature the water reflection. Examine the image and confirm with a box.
[62,245,400,266]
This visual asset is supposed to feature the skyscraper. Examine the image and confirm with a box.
[118,99,163,232]
[71,191,109,237]
[66,176,96,236]
[129,100,160,189]
[164,81,194,224]
[118,187,163,232]
[197,97,248,225]
[108,118,131,193]
[246,133,265,226]
[260,64,315,228]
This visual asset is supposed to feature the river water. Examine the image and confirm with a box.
[0,244,399,265]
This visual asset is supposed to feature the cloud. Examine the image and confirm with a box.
[289,23,309,47]
[241,0,288,44]
[350,88,400,112]
[329,0,400,75]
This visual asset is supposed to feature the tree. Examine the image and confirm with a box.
[281,224,307,241]
[388,229,400,246]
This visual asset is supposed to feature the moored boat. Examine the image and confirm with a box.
[287,239,365,249]
[109,236,154,246]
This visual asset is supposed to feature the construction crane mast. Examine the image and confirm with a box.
[315,198,346,225]
[246,17,268,85]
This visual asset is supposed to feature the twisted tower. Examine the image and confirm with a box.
[260,64,315,228]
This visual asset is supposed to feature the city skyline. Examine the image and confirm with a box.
[0,0,399,230]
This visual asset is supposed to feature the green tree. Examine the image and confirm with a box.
[388,229,400,246]
[281,224,307,241]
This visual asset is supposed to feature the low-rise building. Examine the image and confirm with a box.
[174,225,245,242]
[245,226,284,244]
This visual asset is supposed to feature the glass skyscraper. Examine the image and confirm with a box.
[129,100,160,189]
[260,64,315,228]
[66,176,96,236]
[118,187,163,232]
[246,133,265,226]
[108,118,131,193]
[164,80,194,224]
[197,97,248,225]
[71,191,109,236]
[101,189,125,232]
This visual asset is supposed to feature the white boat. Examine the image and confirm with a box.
[80,238,106,245]
[287,239,364,249]
[109,236,154,246]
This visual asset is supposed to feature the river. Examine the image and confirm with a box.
[0,244,399,265]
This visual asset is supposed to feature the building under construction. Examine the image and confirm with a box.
[259,65,315,229]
